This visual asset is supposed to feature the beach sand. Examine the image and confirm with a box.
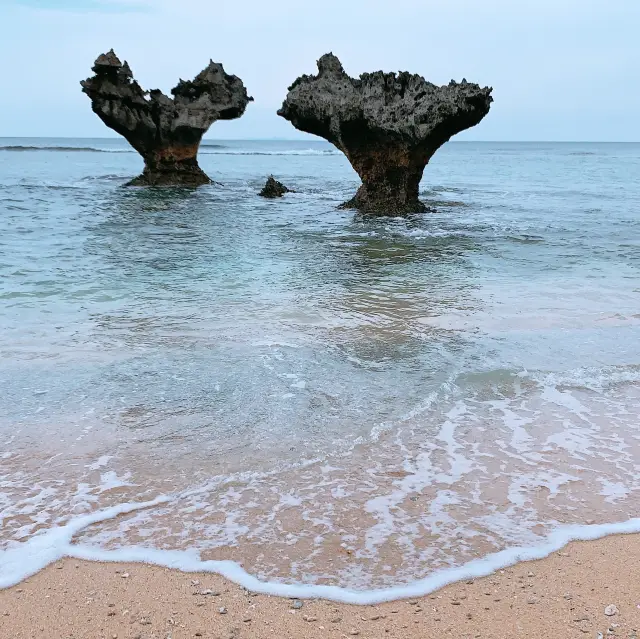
[1,535,639,639]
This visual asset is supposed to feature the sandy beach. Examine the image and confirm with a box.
[1,534,639,639]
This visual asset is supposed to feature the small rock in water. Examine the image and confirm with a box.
[259,176,291,198]
[291,599,303,609]
[605,605,619,616]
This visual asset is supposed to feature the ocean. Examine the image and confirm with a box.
[1,137,640,600]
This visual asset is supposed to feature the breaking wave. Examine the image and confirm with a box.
[0,145,338,157]
[199,149,341,156]
[0,145,132,153]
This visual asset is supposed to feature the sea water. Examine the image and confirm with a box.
[1,138,640,599]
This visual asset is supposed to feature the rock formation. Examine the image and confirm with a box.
[259,176,291,198]
[81,50,253,186]
[278,54,493,215]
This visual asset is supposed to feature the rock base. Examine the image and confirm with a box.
[339,187,429,216]
[126,164,212,187]
[339,198,429,215]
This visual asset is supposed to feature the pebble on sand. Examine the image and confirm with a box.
[604,604,619,616]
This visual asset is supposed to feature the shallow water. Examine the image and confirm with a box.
[1,137,640,594]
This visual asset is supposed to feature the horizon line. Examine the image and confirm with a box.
[1,136,639,144]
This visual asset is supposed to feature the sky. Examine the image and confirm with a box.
[1,0,639,141]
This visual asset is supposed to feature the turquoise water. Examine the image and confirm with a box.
[1,138,640,590]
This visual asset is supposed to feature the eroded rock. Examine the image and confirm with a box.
[278,53,493,215]
[81,50,252,186]
[259,176,291,198]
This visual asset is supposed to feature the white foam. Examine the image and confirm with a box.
[199,149,341,156]
[0,496,169,589]
[395,228,469,239]
[528,365,640,392]
[2,496,640,603]
[98,471,134,492]
[88,455,113,471]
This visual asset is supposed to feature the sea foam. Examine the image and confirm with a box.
[1,496,640,604]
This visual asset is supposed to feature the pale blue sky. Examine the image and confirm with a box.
[1,0,639,140]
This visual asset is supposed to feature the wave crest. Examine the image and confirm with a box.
[0,145,132,153]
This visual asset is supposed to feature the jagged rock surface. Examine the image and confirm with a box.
[278,54,493,215]
[259,176,291,198]
[81,50,253,186]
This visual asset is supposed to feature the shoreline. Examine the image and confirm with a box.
[2,535,640,638]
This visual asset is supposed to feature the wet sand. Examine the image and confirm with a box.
[2,535,640,638]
